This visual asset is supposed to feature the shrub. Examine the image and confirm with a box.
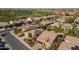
[28,32,32,38]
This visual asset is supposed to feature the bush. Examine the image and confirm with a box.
[23,38,35,47]
[28,32,32,38]
[19,33,24,37]
[14,28,20,34]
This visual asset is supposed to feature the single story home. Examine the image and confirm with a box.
[58,35,79,50]
[61,24,73,30]
[23,29,43,38]
[36,31,59,49]
[56,17,66,23]
[21,24,37,32]
[49,22,63,27]
[74,18,79,24]
[40,20,54,25]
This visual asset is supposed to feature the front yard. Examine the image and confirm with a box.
[13,28,36,47]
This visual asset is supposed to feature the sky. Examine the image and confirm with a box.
[0,0,79,8]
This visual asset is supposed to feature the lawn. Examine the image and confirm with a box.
[0,16,14,22]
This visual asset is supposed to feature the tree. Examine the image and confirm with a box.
[52,26,59,32]
[46,26,52,31]
[14,28,20,34]
[52,26,63,33]
[63,29,69,35]
[67,29,74,36]
[28,32,32,38]
[38,23,47,30]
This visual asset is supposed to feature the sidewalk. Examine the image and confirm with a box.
[10,31,33,50]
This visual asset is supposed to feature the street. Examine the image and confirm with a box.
[0,30,29,50]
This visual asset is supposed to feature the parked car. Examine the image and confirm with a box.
[0,47,9,50]
[1,33,6,36]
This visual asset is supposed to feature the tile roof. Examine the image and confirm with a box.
[37,31,58,45]
[58,35,79,50]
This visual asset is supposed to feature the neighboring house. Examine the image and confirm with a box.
[76,25,79,30]
[24,29,43,38]
[21,24,37,32]
[25,17,33,24]
[47,15,56,18]
[33,17,42,21]
[61,24,73,30]
[74,18,79,24]
[12,20,24,26]
[49,22,63,27]
[40,20,55,25]
[36,31,59,49]
[20,24,38,37]
[56,17,65,23]
[68,12,75,16]
[58,35,79,50]
[27,17,32,21]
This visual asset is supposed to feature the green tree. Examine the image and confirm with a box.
[52,26,63,33]
[28,32,32,38]
[63,29,69,35]
[14,28,20,34]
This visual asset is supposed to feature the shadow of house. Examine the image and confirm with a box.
[71,46,79,50]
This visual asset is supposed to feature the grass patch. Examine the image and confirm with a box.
[0,16,14,22]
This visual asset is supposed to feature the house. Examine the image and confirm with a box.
[40,20,54,25]
[12,20,25,26]
[36,31,59,49]
[61,24,73,30]
[20,24,38,37]
[56,17,66,23]
[75,25,79,30]
[33,17,41,21]
[49,22,63,27]
[24,29,43,38]
[58,35,79,50]
[74,18,79,24]
[21,24,37,32]
[27,17,32,21]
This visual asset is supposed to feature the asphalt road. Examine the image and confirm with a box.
[0,31,29,50]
